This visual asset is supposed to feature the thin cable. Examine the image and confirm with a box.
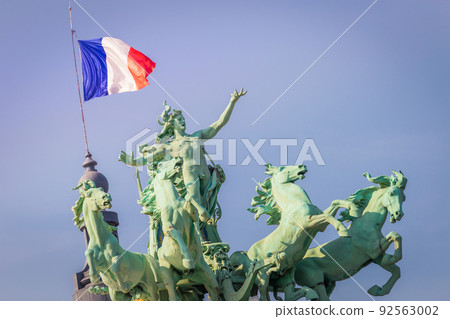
[251,0,379,126]
[69,1,90,154]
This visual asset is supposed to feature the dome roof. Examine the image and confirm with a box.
[78,152,109,192]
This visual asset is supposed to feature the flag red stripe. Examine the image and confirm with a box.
[127,47,156,90]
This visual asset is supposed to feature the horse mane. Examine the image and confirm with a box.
[72,196,85,229]
[138,161,186,222]
[345,170,407,213]
[139,178,160,219]
[346,186,379,210]
[247,175,282,226]
[71,180,117,234]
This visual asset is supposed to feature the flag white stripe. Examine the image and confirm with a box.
[102,37,137,95]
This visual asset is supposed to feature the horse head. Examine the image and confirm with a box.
[364,170,407,223]
[248,164,309,225]
[265,163,307,184]
[72,180,112,228]
[156,157,183,181]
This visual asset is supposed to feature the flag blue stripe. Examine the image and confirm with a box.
[78,38,108,101]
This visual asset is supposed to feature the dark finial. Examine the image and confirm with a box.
[78,152,109,192]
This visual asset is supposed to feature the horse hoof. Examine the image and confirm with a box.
[338,229,351,238]
[305,288,319,300]
[368,285,382,296]
[183,258,195,270]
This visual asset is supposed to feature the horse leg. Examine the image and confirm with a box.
[367,258,401,296]
[379,232,402,266]
[188,259,220,301]
[273,287,283,301]
[135,283,158,301]
[185,193,209,223]
[284,282,319,301]
[148,219,159,258]
[85,248,100,283]
[164,225,195,270]
[294,261,325,301]
[192,219,205,244]
[159,259,180,301]
[322,204,340,216]
[313,202,350,237]
[108,257,134,293]
[325,200,360,218]
[281,270,319,301]
[307,215,329,232]
[256,270,271,301]
[367,233,402,296]
[140,259,159,301]
[313,283,330,301]
[325,281,336,299]
[323,214,350,237]
[108,287,131,301]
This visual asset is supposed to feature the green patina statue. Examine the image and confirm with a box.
[72,89,408,301]
[119,89,246,245]
[152,157,220,300]
[229,164,357,301]
[294,171,407,300]
[72,180,160,301]
[72,178,266,301]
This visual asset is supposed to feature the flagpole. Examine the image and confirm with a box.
[69,1,90,154]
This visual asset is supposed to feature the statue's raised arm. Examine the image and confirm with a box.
[194,88,246,140]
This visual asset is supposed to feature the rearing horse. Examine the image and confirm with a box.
[72,180,160,301]
[294,170,407,300]
[154,157,220,301]
[231,164,351,301]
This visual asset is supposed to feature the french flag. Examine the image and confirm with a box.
[78,37,156,101]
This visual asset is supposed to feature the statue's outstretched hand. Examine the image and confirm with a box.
[230,88,247,103]
[119,151,136,166]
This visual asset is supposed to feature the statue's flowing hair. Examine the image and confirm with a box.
[247,164,282,225]
[155,102,183,143]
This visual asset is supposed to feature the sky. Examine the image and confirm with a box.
[0,0,449,301]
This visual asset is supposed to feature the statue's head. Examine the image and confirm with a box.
[171,112,186,131]
[72,180,112,229]
[156,101,184,143]
[364,170,407,223]
[265,163,308,184]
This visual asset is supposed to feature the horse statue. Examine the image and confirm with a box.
[72,180,160,301]
[153,157,220,300]
[153,157,271,301]
[230,164,352,301]
[294,170,407,300]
